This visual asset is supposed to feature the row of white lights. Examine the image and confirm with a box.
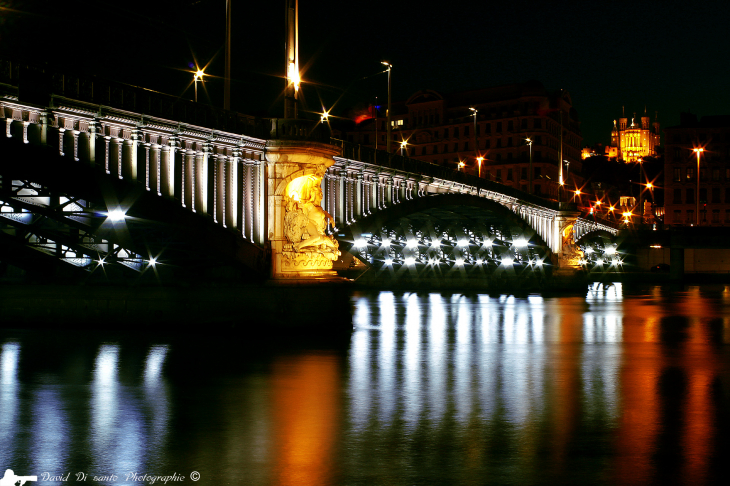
[580,245,621,267]
[355,236,529,249]
[382,256,545,267]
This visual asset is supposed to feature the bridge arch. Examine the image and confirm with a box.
[575,229,623,270]
[341,193,553,277]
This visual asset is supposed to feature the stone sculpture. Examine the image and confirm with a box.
[283,175,340,261]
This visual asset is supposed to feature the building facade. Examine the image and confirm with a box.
[607,110,660,162]
[664,113,730,226]
[346,81,583,200]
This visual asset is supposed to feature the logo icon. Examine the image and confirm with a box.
[0,469,37,485]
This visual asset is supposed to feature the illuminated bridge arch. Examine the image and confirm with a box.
[341,193,553,278]
[575,229,624,271]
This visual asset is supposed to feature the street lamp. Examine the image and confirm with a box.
[458,160,465,172]
[400,139,408,157]
[477,157,484,178]
[194,69,205,102]
[694,147,704,225]
[525,137,533,193]
[637,158,646,225]
[381,61,392,153]
[469,107,478,173]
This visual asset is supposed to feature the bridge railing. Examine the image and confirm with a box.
[330,138,568,211]
[0,59,273,139]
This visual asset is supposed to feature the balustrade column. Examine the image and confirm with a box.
[104,136,111,174]
[72,130,80,161]
[355,172,363,219]
[169,137,180,200]
[40,111,48,146]
[127,129,139,181]
[254,158,266,246]
[58,127,66,157]
[237,159,247,238]
[228,149,240,230]
[181,148,190,209]
[211,154,220,223]
[116,137,123,179]
[337,169,346,226]
[144,142,151,191]
[202,144,212,216]
[87,120,96,167]
[152,144,161,195]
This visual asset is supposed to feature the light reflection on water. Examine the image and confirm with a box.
[0,284,729,485]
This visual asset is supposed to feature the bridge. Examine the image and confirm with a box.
[0,62,618,289]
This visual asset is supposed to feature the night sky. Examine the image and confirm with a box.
[2,0,728,146]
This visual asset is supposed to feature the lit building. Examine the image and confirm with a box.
[664,113,730,226]
[346,81,583,199]
[607,109,660,162]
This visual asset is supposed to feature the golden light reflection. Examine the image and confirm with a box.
[272,354,339,486]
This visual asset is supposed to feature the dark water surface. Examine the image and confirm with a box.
[2,283,730,485]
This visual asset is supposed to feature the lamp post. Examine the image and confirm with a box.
[469,107,479,175]
[400,139,408,157]
[477,157,483,178]
[525,137,533,193]
[694,147,704,225]
[381,61,392,153]
[458,160,465,172]
[637,157,645,225]
[194,70,204,102]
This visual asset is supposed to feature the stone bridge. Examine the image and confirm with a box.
[0,65,618,286]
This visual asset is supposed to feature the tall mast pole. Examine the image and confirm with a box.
[386,63,392,153]
[559,96,564,189]
[284,0,299,119]
[224,0,231,110]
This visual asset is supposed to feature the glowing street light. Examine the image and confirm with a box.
[458,160,465,172]
[107,209,126,223]
[693,147,704,225]
[400,139,408,157]
[194,69,204,102]
[477,156,484,178]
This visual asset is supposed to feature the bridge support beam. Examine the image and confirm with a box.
[264,140,342,281]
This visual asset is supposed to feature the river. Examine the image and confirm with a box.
[1,283,729,485]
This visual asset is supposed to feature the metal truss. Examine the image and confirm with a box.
[0,176,152,274]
